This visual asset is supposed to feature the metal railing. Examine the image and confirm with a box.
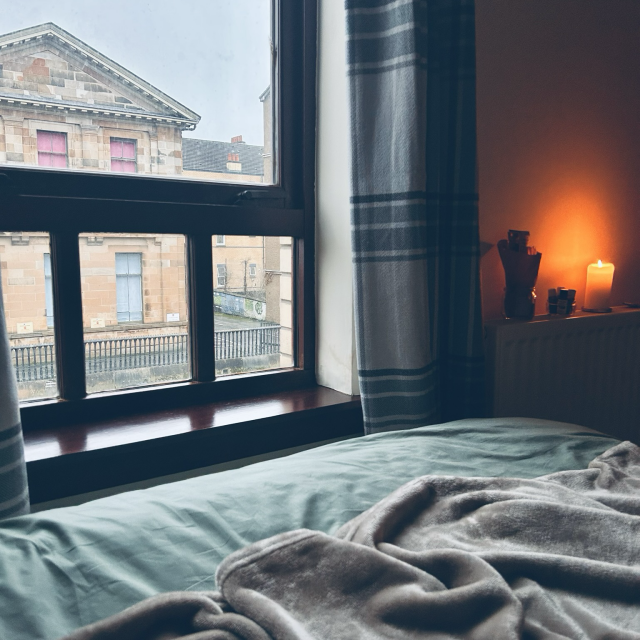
[85,334,188,374]
[11,325,281,382]
[10,343,56,382]
[215,325,280,360]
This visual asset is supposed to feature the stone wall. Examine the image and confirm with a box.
[0,107,183,174]
[212,236,266,297]
[0,47,185,174]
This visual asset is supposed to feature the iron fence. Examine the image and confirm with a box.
[10,325,280,382]
[10,343,56,383]
[85,334,188,374]
[215,325,280,360]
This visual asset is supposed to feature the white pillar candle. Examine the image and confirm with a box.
[583,260,615,311]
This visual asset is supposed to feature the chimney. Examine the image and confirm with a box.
[231,135,243,144]
[227,153,240,162]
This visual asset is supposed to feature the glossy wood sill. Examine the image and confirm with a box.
[25,386,363,503]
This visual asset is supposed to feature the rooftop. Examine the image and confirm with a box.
[182,138,264,176]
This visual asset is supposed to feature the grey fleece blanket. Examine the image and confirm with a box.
[63,441,640,639]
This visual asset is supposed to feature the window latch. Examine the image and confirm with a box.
[234,189,285,205]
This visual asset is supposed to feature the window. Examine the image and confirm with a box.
[216,264,227,288]
[37,131,67,168]
[115,253,143,322]
[82,237,190,393]
[44,253,54,328]
[110,139,136,173]
[0,12,275,184]
[213,237,293,377]
[0,0,316,432]
[0,234,57,402]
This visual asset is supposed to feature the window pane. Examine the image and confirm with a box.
[50,153,67,168]
[122,141,136,159]
[36,131,52,152]
[80,233,190,393]
[51,132,66,153]
[110,140,123,158]
[213,236,293,377]
[43,253,54,328]
[1,5,274,184]
[0,232,58,402]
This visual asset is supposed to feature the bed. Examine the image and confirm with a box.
[0,417,625,639]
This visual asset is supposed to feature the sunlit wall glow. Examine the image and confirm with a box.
[537,190,615,309]
[476,0,640,319]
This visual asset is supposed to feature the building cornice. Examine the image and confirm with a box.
[0,92,197,129]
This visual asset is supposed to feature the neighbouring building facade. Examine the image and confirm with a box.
[0,23,291,398]
[0,23,199,175]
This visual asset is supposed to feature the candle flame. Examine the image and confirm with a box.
[597,260,603,268]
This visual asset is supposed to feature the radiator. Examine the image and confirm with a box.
[484,307,640,442]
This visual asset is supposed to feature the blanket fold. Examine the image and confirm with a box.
[62,441,640,640]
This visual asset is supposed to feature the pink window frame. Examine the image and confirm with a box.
[37,131,68,168]
[110,138,137,173]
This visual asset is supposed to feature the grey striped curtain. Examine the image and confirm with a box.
[347,0,485,433]
[0,278,30,518]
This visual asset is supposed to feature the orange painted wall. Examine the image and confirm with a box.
[476,0,640,319]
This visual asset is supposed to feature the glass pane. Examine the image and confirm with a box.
[51,132,66,153]
[36,131,51,152]
[122,141,136,159]
[0,232,58,401]
[79,233,190,393]
[213,236,293,377]
[0,4,275,184]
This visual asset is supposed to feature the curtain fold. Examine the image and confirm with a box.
[347,0,485,434]
[0,278,30,518]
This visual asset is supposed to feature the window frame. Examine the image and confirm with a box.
[114,252,144,323]
[43,252,54,328]
[110,138,137,174]
[215,263,227,288]
[0,0,317,432]
[36,130,68,169]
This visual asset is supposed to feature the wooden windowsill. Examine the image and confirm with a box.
[25,386,363,504]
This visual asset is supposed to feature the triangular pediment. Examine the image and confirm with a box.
[0,48,154,113]
[0,23,200,127]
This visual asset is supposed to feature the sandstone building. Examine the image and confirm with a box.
[0,22,199,175]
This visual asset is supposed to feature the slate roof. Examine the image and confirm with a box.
[182,138,264,176]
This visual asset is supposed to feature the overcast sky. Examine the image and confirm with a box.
[0,1,271,145]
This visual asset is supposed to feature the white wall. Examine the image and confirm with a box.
[316,0,359,396]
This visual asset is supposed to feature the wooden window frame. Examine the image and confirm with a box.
[44,252,54,328]
[36,130,68,168]
[0,0,318,434]
[114,252,144,323]
[110,138,137,174]
[216,263,227,288]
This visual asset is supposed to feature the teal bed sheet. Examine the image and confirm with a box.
[0,417,620,639]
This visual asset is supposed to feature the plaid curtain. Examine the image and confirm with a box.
[0,278,30,518]
[347,0,485,433]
